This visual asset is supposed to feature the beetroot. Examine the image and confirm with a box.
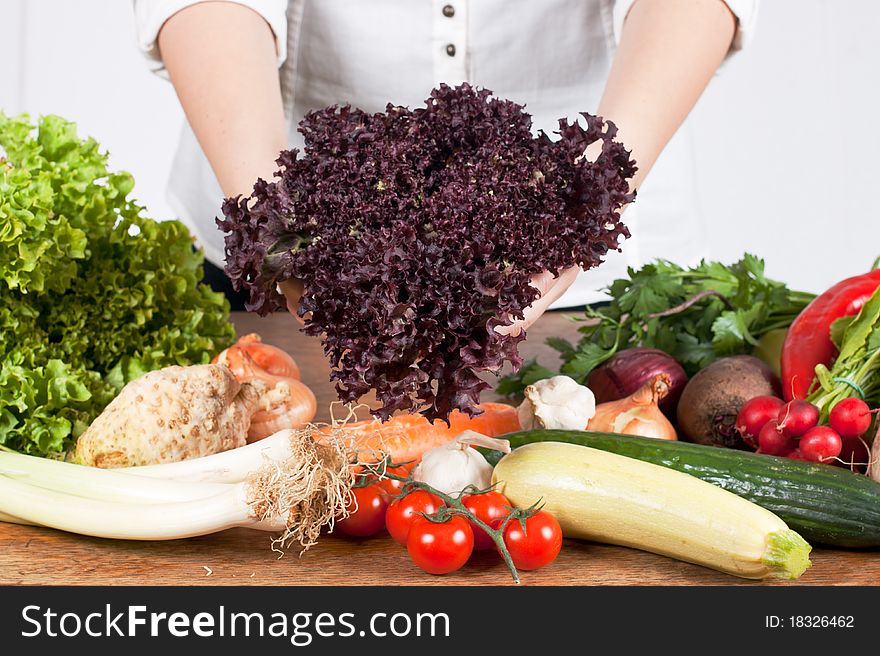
[676,355,780,449]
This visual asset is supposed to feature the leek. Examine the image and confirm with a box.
[0,451,228,503]
[121,428,298,484]
[0,427,355,550]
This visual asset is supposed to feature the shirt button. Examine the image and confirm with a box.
[442,4,455,17]
[446,43,456,57]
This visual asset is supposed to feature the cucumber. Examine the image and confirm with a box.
[492,442,812,579]
[486,430,880,548]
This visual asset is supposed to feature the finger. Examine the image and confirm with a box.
[277,279,305,325]
[532,266,579,309]
[495,267,580,337]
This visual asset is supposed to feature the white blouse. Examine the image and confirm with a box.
[133,0,757,307]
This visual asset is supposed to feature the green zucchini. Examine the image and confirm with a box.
[484,430,880,548]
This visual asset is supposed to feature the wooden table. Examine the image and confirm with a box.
[1,312,877,586]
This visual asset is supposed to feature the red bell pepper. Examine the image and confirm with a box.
[781,269,880,400]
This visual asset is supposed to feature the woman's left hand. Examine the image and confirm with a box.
[495,266,580,336]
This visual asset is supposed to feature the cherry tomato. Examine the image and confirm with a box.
[407,515,474,575]
[462,491,511,550]
[499,511,563,571]
[385,490,444,545]
[376,462,417,499]
[335,484,387,537]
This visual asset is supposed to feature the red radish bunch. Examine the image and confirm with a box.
[798,426,842,464]
[756,420,794,456]
[736,396,785,449]
[829,397,873,438]
[735,395,874,466]
[776,400,820,438]
[839,436,871,471]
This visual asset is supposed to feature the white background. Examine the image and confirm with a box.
[1,0,877,294]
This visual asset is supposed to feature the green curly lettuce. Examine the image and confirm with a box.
[0,113,235,456]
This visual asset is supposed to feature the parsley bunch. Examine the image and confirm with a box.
[498,254,815,396]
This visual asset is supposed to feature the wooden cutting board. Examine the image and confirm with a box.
[0,311,876,586]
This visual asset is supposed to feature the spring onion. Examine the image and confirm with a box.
[121,428,300,483]
[0,427,355,549]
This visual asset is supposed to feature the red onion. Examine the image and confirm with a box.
[587,348,688,417]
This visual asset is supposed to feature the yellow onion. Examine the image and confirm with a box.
[587,374,677,440]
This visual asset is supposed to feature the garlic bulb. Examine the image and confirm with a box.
[413,431,511,495]
[517,375,596,430]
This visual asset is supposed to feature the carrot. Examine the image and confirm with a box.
[325,402,521,464]
[214,335,519,458]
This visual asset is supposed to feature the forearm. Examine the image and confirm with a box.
[158,1,287,198]
[598,0,737,190]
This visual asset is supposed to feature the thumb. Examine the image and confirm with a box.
[277,279,305,325]
[495,267,579,337]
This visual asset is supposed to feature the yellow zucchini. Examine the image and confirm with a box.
[491,442,812,580]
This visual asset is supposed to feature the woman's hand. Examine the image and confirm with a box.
[279,279,305,324]
[280,267,579,333]
[496,266,581,336]
[494,0,737,336]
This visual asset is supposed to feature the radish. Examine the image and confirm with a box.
[776,400,819,438]
[828,397,872,438]
[786,450,807,461]
[799,426,843,464]
[756,421,794,456]
[736,396,785,449]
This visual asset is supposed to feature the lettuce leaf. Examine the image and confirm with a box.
[0,113,235,456]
